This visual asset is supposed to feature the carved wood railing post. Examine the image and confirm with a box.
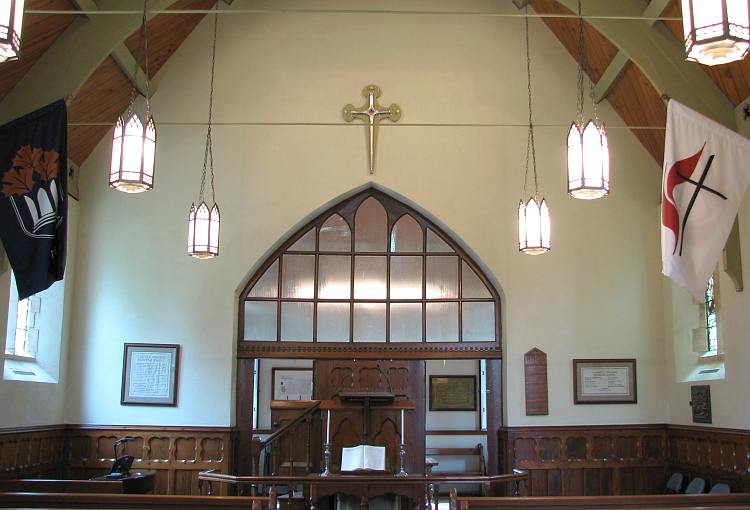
[449,488,457,510]
[268,486,277,510]
[251,436,262,476]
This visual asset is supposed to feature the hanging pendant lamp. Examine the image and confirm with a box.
[109,0,157,193]
[682,0,750,66]
[519,7,551,256]
[567,0,609,201]
[0,0,25,62]
[188,5,221,259]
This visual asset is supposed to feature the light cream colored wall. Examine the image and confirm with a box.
[66,0,665,427]
[0,200,79,428]
[664,194,750,429]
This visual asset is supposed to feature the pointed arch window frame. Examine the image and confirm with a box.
[237,189,502,360]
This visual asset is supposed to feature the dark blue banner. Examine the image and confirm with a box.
[0,100,67,300]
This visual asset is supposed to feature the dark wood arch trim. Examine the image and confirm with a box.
[236,186,503,359]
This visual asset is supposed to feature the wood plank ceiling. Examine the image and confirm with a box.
[1,0,216,166]
[530,0,750,166]
[3,1,750,167]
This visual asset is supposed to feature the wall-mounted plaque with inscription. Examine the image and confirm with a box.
[573,359,637,404]
[429,376,476,411]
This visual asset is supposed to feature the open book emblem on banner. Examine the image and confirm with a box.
[1,145,64,239]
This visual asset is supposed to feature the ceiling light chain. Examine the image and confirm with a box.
[518,6,551,256]
[567,0,610,201]
[188,4,221,260]
[108,0,157,194]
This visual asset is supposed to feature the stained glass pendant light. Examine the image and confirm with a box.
[187,6,220,259]
[518,8,551,256]
[0,0,24,62]
[682,0,750,65]
[567,0,609,201]
[109,0,156,193]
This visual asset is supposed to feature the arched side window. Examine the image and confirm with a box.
[238,189,501,359]
[704,274,718,353]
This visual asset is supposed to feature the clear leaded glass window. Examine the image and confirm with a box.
[705,275,718,352]
[240,192,498,345]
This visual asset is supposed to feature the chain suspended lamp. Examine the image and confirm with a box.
[109,0,156,193]
[0,0,24,62]
[518,8,551,256]
[187,6,220,259]
[682,0,750,66]
[567,0,609,201]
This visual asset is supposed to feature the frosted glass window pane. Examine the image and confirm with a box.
[281,302,313,341]
[426,256,458,299]
[281,255,315,298]
[317,303,350,342]
[426,302,458,342]
[355,197,387,252]
[244,301,277,341]
[248,260,279,298]
[289,228,316,251]
[426,229,453,252]
[354,256,387,299]
[462,302,495,341]
[390,256,422,300]
[390,303,422,342]
[319,214,351,251]
[462,261,491,299]
[353,303,386,342]
[390,215,423,252]
[318,255,351,299]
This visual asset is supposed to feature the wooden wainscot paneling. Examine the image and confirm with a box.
[66,426,232,495]
[505,425,668,496]
[0,426,66,480]
[667,425,750,492]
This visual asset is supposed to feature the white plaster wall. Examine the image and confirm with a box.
[664,193,750,430]
[0,200,79,428]
[65,0,665,427]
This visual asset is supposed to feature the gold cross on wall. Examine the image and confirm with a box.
[343,84,401,175]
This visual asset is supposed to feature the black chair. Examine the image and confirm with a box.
[709,483,731,494]
[685,477,706,494]
[664,472,683,494]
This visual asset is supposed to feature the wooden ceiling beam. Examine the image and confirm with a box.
[0,0,178,125]
[593,0,673,102]
[71,0,153,99]
[557,0,735,130]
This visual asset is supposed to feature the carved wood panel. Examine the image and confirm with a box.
[0,426,65,480]
[667,425,750,492]
[504,425,668,496]
[315,360,425,476]
[66,426,232,495]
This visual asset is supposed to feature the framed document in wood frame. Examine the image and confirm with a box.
[573,358,637,404]
[121,343,180,406]
[272,368,313,401]
[429,375,477,411]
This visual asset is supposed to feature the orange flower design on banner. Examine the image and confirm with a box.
[2,145,61,197]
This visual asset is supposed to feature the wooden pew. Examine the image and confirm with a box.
[0,493,275,510]
[426,444,487,495]
[449,491,750,510]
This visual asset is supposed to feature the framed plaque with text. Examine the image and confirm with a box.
[429,375,477,411]
[121,343,180,406]
[573,358,637,404]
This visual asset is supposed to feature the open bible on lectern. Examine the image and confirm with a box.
[340,445,386,472]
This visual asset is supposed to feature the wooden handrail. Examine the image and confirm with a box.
[255,400,321,452]
[0,492,275,510]
[450,493,750,510]
[199,469,529,486]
